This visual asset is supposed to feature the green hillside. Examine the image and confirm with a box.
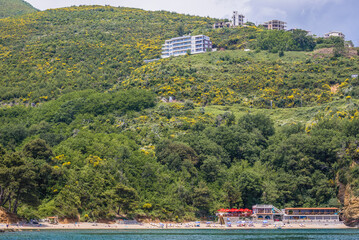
[0,0,38,18]
[1,6,359,224]
[123,50,358,107]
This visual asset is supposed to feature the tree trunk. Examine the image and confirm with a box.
[0,186,3,205]
[8,196,11,213]
[13,196,19,214]
[12,187,21,214]
[1,194,10,207]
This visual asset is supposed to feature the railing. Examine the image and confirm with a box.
[285,212,337,216]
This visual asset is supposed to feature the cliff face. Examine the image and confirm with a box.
[0,208,19,223]
[341,185,359,227]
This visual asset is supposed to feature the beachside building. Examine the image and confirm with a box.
[216,208,253,225]
[283,208,340,222]
[161,35,212,58]
[262,20,286,30]
[324,31,345,39]
[252,205,284,221]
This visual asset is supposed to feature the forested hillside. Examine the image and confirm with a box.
[1,5,359,224]
[0,0,38,18]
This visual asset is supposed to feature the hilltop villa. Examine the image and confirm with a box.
[213,11,244,29]
[262,20,286,30]
[324,31,345,39]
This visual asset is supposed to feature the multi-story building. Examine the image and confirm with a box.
[232,11,245,26]
[262,20,286,30]
[213,11,244,29]
[161,35,212,58]
[252,205,284,221]
[324,31,345,39]
[283,208,340,222]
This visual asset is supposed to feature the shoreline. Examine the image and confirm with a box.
[0,222,354,231]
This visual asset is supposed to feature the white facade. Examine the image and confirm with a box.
[232,11,245,26]
[161,35,212,58]
[324,31,345,39]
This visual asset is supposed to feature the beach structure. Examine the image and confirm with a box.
[216,208,253,225]
[283,208,340,222]
[262,20,286,30]
[217,208,253,217]
[324,31,345,39]
[252,205,284,221]
[161,35,212,58]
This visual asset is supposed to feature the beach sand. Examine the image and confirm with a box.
[0,221,352,230]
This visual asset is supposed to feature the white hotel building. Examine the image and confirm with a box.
[161,35,212,58]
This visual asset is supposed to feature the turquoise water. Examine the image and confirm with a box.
[0,229,359,239]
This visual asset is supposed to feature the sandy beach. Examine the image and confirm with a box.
[0,221,351,231]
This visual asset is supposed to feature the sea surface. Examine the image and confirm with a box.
[0,229,358,240]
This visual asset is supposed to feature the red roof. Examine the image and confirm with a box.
[217,208,253,212]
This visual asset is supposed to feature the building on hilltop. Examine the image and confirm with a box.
[232,11,245,26]
[213,21,233,29]
[161,35,212,58]
[262,20,286,30]
[213,11,244,29]
[324,31,345,39]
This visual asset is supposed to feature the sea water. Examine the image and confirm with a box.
[0,229,358,240]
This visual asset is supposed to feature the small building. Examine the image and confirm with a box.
[252,204,284,221]
[161,35,212,58]
[216,208,253,225]
[283,208,339,222]
[324,31,345,39]
[262,20,286,30]
[213,22,233,29]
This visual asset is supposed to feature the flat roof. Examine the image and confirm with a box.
[285,208,338,210]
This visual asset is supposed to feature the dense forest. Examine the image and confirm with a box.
[1,5,359,223]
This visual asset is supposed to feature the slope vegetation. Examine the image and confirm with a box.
[0,6,359,224]
[0,0,38,18]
